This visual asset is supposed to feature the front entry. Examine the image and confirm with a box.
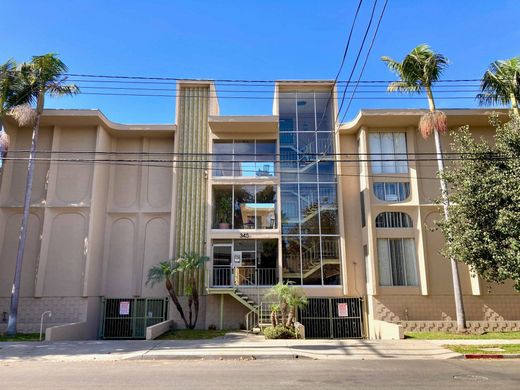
[211,239,278,287]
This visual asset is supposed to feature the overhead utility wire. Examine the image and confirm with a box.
[77,91,480,100]
[5,149,499,157]
[341,0,388,123]
[335,0,380,123]
[65,74,494,84]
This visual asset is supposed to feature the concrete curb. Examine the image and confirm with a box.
[465,354,520,359]
[133,353,313,361]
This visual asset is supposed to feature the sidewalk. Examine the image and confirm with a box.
[0,332,469,362]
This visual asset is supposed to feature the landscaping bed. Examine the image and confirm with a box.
[0,333,40,342]
[157,329,228,340]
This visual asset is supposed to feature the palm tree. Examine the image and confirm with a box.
[0,59,35,163]
[6,54,79,336]
[382,44,467,331]
[477,57,520,115]
[176,252,208,329]
[146,261,190,329]
[285,288,308,328]
[265,282,292,326]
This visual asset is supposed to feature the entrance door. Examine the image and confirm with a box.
[213,244,232,286]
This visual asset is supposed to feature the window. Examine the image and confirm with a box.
[213,185,276,229]
[213,140,276,177]
[377,238,418,286]
[373,182,410,202]
[375,212,413,228]
[368,132,408,174]
[360,190,366,227]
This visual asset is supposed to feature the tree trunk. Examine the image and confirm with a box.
[6,93,43,336]
[165,278,189,328]
[425,86,466,332]
[187,295,193,329]
[270,310,278,327]
[285,309,294,328]
[433,129,467,332]
[192,279,200,329]
[280,301,287,326]
[510,92,519,116]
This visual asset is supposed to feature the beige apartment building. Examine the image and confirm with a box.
[0,81,519,339]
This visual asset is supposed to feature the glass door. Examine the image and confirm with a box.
[212,244,232,286]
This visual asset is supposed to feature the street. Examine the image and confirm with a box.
[1,359,519,389]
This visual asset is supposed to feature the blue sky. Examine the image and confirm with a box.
[1,0,519,124]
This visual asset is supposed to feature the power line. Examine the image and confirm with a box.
[4,149,509,157]
[65,73,489,84]
[77,91,482,100]
[336,0,380,124]
[341,0,389,123]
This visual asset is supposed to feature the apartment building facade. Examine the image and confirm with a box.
[0,80,519,339]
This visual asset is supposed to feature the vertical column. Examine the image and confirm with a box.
[172,82,212,293]
[407,126,429,295]
[83,125,111,297]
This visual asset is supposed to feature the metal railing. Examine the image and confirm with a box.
[211,267,277,287]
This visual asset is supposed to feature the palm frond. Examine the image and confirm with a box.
[146,260,177,287]
[382,44,449,95]
[0,129,10,155]
[47,83,79,97]
[9,104,37,127]
[419,110,448,138]
[477,57,520,108]
[387,81,421,94]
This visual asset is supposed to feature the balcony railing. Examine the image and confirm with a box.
[211,267,277,287]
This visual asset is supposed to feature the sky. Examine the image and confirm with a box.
[1,0,519,124]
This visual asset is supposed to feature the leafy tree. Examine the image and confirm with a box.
[147,252,208,329]
[477,57,520,115]
[382,44,467,330]
[439,113,520,291]
[7,54,78,335]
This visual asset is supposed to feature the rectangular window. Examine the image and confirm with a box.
[213,185,276,230]
[377,238,418,286]
[368,133,408,174]
[213,140,276,177]
[373,182,410,202]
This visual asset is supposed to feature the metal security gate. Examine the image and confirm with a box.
[298,297,364,339]
[100,298,168,339]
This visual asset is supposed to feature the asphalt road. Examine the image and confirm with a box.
[1,359,519,389]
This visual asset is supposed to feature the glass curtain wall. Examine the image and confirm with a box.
[213,185,277,229]
[213,140,276,177]
[279,90,341,285]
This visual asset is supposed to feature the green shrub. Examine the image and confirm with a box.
[263,325,296,339]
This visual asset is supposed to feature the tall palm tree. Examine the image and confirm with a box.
[177,252,209,329]
[146,261,190,329]
[0,59,35,163]
[381,44,467,331]
[6,54,79,335]
[477,57,520,115]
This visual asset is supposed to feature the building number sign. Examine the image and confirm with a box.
[240,233,250,238]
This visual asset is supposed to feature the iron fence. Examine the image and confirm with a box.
[298,297,364,339]
[100,298,168,339]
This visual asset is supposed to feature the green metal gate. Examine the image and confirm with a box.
[298,297,364,339]
[100,298,168,339]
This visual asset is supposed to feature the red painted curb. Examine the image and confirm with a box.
[465,354,503,359]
